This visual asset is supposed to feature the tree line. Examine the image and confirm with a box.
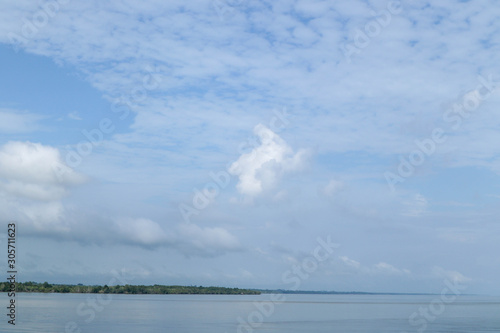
[0,281,261,295]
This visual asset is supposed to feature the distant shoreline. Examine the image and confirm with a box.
[2,281,444,296]
[258,289,439,296]
[1,281,260,295]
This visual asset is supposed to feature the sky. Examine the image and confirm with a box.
[0,0,500,295]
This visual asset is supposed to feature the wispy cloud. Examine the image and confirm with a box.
[432,266,471,284]
[0,108,44,133]
[67,111,82,120]
[338,256,411,276]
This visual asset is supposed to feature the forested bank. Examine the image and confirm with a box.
[1,281,261,295]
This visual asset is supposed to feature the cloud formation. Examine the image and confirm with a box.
[0,141,85,201]
[114,217,170,247]
[0,0,498,292]
[432,266,471,284]
[229,124,307,196]
[0,141,241,257]
[338,256,411,276]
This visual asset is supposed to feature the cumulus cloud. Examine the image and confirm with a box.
[114,218,170,247]
[103,220,242,257]
[100,218,242,256]
[17,201,69,233]
[0,141,85,233]
[111,218,241,256]
[229,124,307,196]
[0,141,240,256]
[0,141,85,201]
[30,211,243,257]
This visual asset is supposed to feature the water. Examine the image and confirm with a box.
[2,293,500,332]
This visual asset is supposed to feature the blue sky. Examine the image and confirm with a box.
[1,0,500,294]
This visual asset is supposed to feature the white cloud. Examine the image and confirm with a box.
[0,141,85,201]
[104,220,242,256]
[0,141,86,234]
[0,141,240,256]
[229,124,307,196]
[432,266,471,284]
[20,201,68,232]
[373,262,411,276]
[67,111,82,120]
[114,217,169,246]
[339,255,360,269]
[336,256,411,276]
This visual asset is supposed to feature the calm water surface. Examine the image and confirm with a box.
[3,293,500,332]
